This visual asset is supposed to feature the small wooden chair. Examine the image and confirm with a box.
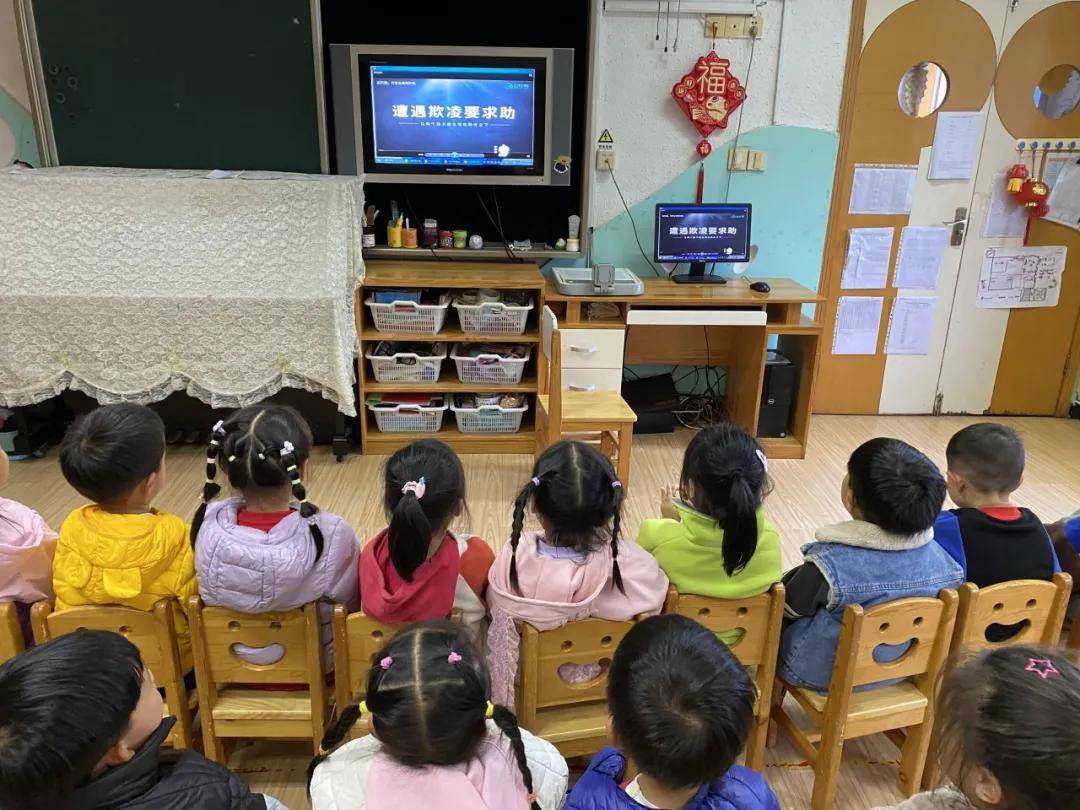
[664,584,784,772]
[516,617,637,758]
[536,306,637,486]
[920,573,1071,789]
[30,599,195,750]
[771,591,958,810]
[332,606,406,739]
[0,602,26,664]
[188,596,327,763]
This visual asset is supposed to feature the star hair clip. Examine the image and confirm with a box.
[1025,657,1059,679]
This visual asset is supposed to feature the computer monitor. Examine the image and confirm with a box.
[654,203,752,284]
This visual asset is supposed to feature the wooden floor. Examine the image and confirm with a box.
[8,414,1080,809]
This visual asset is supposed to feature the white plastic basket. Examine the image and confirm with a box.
[366,344,447,383]
[451,400,528,434]
[450,344,531,385]
[368,401,448,433]
[453,298,534,335]
[366,295,450,334]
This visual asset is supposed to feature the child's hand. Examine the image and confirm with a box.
[660,485,679,520]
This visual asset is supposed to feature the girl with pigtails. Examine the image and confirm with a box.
[486,441,668,709]
[308,620,568,810]
[191,405,360,665]
[358,439,494,638]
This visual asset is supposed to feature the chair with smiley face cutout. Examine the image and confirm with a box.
[515,617,639,758]
[771,590,959,810]
[187,596,327,763]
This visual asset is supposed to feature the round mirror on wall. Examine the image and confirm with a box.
[898,62,949,118]
[1033,64,1080,119]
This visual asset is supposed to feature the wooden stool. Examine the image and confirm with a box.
[0,602,25,665]
[537,306,636,486]
[664,584,784,772]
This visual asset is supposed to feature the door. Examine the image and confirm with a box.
[816,0,1080,415]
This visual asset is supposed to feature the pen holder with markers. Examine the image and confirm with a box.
[387,223,403,248]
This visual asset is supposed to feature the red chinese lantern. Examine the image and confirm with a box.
[1005,164,1029,192]
[1014,177,1050,208]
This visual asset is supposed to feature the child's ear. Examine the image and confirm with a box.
[840,473,857,517]
[98,740,137,770]
[453,500,463,519]
[969,765,1003,806]
[606,716,619,747]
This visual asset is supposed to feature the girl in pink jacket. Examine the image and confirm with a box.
[191,406,359,666]
[487,441,669,708]
[0,447,58,646]
[308,621,568,810]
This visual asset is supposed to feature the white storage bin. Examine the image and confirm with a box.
[453,298,534,335]
[366,295,451,334]
[451,401,528,434]
[368,401,447,433]
[450,344,530,385]
[366,345,447,383]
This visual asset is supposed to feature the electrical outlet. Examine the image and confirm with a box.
[704,14,762,38]
[596,148,616,171]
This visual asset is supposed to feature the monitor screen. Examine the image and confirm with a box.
[357,54,547,179]
[369,65,537,169]
[654,203,753,263]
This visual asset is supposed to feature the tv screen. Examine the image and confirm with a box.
[369,64,538,171]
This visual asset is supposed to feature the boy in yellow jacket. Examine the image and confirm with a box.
[54,403,196,668]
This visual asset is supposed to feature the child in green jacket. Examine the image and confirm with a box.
[638,424,782,634]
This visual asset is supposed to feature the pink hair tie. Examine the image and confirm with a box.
[379,656,394,670]
[401,477,427,499]
[447,651,463,665]
[1026,657,1059,679]
[531,476,541,486]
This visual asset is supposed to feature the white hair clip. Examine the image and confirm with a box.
[756,448,769,472]
[280,440,295,457]
[211,420,225,434]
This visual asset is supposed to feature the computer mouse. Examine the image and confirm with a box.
[749,281,771,293]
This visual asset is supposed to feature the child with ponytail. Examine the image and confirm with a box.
[359,439,494,637]
[486,441,668,708]
[192,405,359,665]
[638,424,782,640]
[308,620,568,810]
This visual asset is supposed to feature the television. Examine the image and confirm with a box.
[330,45,574,185]
[654,203,753,284]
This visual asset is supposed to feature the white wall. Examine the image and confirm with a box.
[0,0,31,165]
[590,0,852,225]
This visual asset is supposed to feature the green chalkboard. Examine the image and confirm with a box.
[30,0,323,172]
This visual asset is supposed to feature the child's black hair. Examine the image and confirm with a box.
[607,613,754,790]
[680,423,771,575]
[59,403,166,504]
[508,440,625,595]
[309,621,539,809]
[936,645,1080,810]
[382,439,467,581]
[946,422,1025,494]
[847,437,945,535]
[0,631,144,809]
[190,404,323,559]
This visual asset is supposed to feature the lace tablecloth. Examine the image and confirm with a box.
[0,167,365,415]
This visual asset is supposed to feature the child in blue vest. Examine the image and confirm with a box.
[933,423,1058,588]
[565,614,779,810]
[779,437,964,691]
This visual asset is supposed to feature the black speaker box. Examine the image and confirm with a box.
[757,351,798,439]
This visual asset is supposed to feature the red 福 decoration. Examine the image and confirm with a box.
[672,50,746,158]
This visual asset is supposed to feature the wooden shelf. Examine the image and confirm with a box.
[365,375,538,393]
[363,421,536,454]
[364,245,581,262]
[363,260,547,289]
[360,328,539,344]
[759,435,805,459]
[767,316,823,335]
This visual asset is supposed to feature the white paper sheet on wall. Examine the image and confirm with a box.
[928,112,983,180]
[983,172,1030,238]
[977,246,1067,309]
[1047,161,1080,232]
[849,166,917,215]
[893,226,949,290]
[832,296,884,355]
[885,297,937,355]
[841,227,893,289]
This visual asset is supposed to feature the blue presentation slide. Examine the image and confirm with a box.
[656,207,751,261]
[370,65,537,167]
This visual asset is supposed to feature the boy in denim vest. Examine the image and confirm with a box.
[778,438,963,691]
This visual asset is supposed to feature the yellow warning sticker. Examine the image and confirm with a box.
[598,129,614,144]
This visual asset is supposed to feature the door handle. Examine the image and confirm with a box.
[569,344,598,354]
[568,383,596,392]
[945,207,968,246]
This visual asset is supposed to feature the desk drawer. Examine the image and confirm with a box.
[562,368,624,393]
[560,328,625,369]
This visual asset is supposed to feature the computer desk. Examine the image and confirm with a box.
[542,276,824,459]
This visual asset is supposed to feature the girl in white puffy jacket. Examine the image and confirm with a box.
[308,620,568,810]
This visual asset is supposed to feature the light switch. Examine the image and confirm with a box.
[728,148,750,171]
[750,150,767,172]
